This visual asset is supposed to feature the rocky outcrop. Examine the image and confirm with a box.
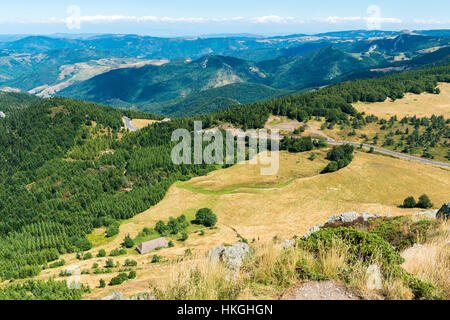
[283,240,295,249]
[130,290,155,300]
[365,265,383,290]
[302,212,382,238]
[101,292,127,300]
[415,210,438,219]
[208,242,250,273]
[327,212,381,225]
[436,203,450,220]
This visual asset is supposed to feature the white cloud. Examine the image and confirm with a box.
[250,15,297,24]
[310,16,402,24]
[413,19,450,24]
[10,14,406,26]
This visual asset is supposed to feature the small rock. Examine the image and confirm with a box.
[362,212,376,221]
[208,242,250,274]
[303,224,322,238]
[283,240,295,249]
[366,264,383,290]
[101,292,125,300]
[415,210,439,219]
[327,212,360,224]
[130,290,155,300]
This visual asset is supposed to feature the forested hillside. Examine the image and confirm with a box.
[211,62,450,129]
[0,61,448,286]
[0,91,40,112]
[0,98,213,280]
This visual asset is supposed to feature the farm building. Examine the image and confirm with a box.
[136,237,169,254]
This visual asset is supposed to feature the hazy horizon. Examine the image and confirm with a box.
[1,0,449,36]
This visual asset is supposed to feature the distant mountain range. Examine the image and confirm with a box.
[1,30,449,116]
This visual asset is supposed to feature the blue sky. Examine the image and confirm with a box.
[1,0,449,36]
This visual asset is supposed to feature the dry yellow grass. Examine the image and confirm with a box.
[37,150,450,299]
[130,119,161,129]
[353,82,450,119]
[401,220,450,298]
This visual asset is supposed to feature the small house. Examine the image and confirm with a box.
[136,237,169,254]
[0,111,5,118]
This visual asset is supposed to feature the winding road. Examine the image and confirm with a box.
[306,124,450,168]
[122,117,138,132]
[121,118,450,168]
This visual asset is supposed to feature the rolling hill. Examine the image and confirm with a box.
[59,47,386,114]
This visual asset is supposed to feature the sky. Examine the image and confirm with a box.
[1,0,449,36]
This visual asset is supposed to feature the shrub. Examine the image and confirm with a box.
[155,220,168,235]
[105,259,114,268]
[417,194,433,209]
[123,234,134,248]
[124,259,137,267]
[367,217,436,250]
[74,238,92,251]
[195,208,217,227]
[298,227,404,267]
[110,248,126,256]
[99,279,106,288]
[180,232,189,242]
[109,273,128,286]
[322,144,354,173]
[152,255,162,263]
[128,270,136,279]
[83,252,93,260]
[106,223,119,238]
[403,196,417,208]
[97,249,106,257]
[49,260,65,269]
[298,226,438,299]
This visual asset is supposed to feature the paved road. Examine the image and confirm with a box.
[122,117,138,132]
[329,140,450,168]
[304,123,450,168]
[122,119,450,168]
[315,131,449,169]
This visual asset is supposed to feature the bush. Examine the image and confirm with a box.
[97,249,106,257]
[195,208,218,227]
[109,248,126,256]
[106,223,120,238]
[180,232,189,242]
[128,270,136,279]
[49,260,65,269]
[123,234,134,248]
[152,255,162,263]
[74,238,92,251]
[367,217,436,250]
[83,252,93,260]
[105,259,115,268]
[124,259,137,267]
[99,279,106,288]
[109,273,128,286]
[298,226,439,299]
[417,194,433,209]
[403,196,417,208]
[322,145,354,173]
[298,227,404,267]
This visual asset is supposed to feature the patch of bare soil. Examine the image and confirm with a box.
[280,281,363,300]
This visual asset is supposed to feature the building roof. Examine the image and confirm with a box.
[136,237,169,254]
